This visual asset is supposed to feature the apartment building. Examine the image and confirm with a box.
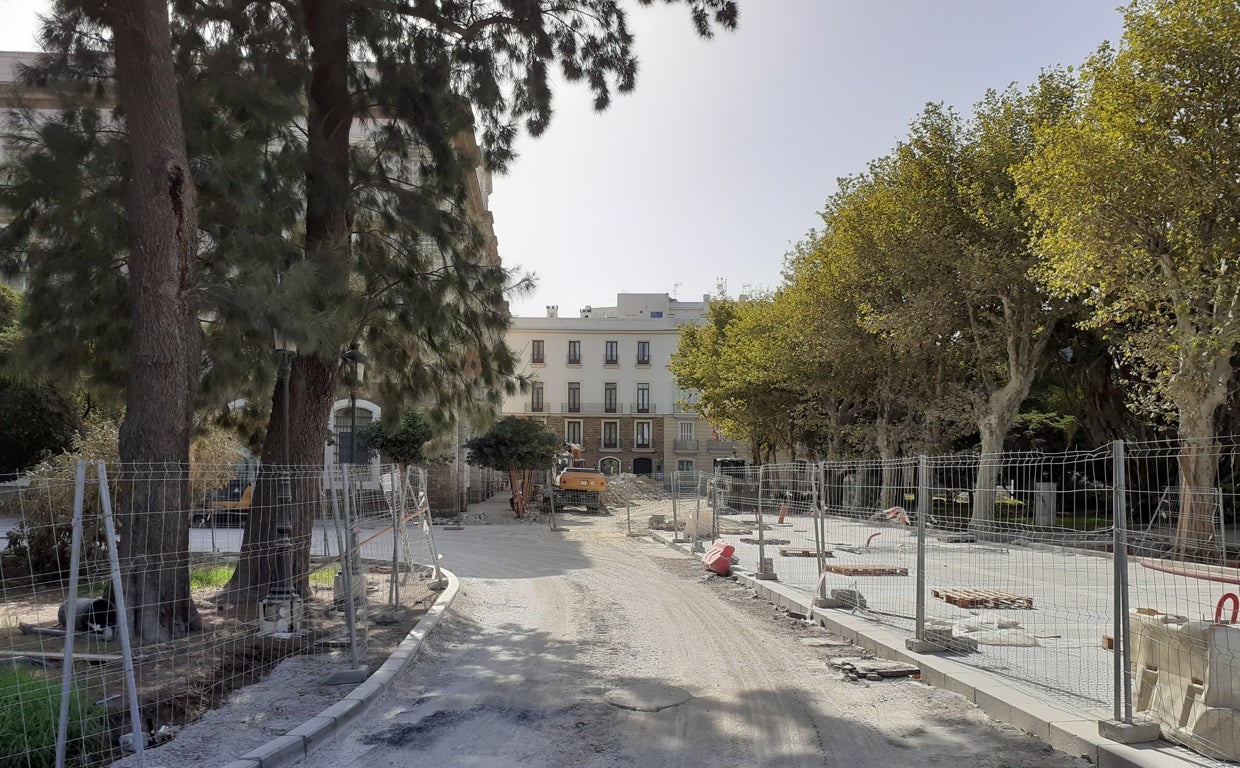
[504,293,740,476]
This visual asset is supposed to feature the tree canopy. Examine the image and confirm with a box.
[465,416,561,472]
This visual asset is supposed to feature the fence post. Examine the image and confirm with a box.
[95,462,145,765]
[1111,439,1134,723]
[671,472,680,541]
[813,461,827,604]
[916,455,930,642]
[756,464,775,579]
[54,462,88,768]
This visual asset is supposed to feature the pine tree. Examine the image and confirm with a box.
[2,0,740,603]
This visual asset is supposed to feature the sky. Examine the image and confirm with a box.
[0,1,1128,318]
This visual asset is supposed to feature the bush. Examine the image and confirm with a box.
[1,421,119,576]
[0,666,105,768]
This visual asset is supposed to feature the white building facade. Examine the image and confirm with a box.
[503,293,739,477]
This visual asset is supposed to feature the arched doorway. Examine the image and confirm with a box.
[633,457,653,476]
[599,457,621,476]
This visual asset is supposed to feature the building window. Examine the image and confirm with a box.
[567,340,581,365]
[530,381,544,413]
[676,459,694,473]
[604,340,618,365]
[602,421,619,449]
[531,339,544,364]
[635,383,650,414]
[604,382,618,413]
[634,421,651,449]
[567,382,581,413]
[336,406,374,464]
[678,422,694,441]
[565,420,583,446]
[599,456,621,475]
[636,340,651,365]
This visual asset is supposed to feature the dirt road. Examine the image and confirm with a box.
[295,512,1090,768]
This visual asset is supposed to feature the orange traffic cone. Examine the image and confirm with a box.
[777,503,788,524]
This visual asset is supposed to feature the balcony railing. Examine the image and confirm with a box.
[602,438,619,449]
[636,355,651,365]
[673,438,699,453]
[604,356,619,365]
[524,402,545,413]
[562,401,582,413]
[566,354,581,365]
[629,403,658,414]
[707,439,735,453]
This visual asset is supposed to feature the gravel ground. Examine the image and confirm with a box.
[286,506,1092,768]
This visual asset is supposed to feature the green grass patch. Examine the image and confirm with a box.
[309,566,337,588]
[0,667,105,768]
[189,564,234,591]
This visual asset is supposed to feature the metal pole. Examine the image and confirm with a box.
[1112,440,1133,723]
[671,471,680,541]
[335,468,362,669]
[757,464,767,574]
[54,462,88,768]
[95,462,145,766]
[916,455,929,641]
[1111,440,1124,723]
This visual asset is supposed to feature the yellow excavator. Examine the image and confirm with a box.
[541,444,608,513]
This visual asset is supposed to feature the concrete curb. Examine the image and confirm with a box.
[216,567,461,768]
[645,528,1198,768]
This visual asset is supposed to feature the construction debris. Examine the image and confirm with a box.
[831,657,920,680]
[932,588,1034,609]
[822,564,908,576]
[741,537,790,546]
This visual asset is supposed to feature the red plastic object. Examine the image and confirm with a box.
[1216,592,1239,624]
[702,541,735,576]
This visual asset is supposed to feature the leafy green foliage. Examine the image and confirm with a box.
[1,420,118,576]
[355,410,435,467]
[0,666,104,768]
[465,416,561,472]
[0,380,80,476]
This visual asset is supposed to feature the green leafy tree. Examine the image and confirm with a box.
[0,382,79,476]
[1017,0,1240,558]
[465,416,561,518]
[356,410,435,468]
[825,79,1078,527]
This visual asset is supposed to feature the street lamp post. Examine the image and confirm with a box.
[337,342,368,606]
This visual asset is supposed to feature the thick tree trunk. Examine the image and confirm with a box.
[222,356,338,601]
[1173,401,1226,562]
[508,467,526,518]
[109,0,202,642]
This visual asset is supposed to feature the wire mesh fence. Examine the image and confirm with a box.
[649,439,1239,763]
[0,460,445,768]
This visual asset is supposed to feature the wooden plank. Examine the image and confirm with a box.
[778,547,819,557]
[823,564,908,576]
[0,650,124,662]
[931,588,1033,609]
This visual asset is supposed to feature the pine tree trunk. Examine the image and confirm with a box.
[109,0,202,642]
[222,356,338,601]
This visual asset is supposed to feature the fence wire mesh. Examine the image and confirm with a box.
[0,460,444,768]
[648,439,1238,764]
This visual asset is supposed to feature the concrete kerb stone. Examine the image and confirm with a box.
[227,566,461,768]
[719,567,1201,768]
